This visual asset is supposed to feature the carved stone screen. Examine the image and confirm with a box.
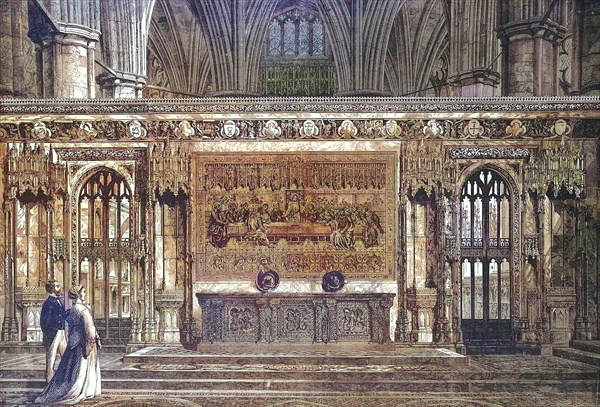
[195,152,397,280]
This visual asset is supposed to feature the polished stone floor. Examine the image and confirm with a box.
[1,344,598,406]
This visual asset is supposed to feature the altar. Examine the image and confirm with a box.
[197,293,395,344]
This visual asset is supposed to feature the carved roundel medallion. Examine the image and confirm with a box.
[322,270,345,293]
[256,270,280,293]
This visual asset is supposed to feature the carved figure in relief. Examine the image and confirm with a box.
[285,309,308,332]
[262,120,282,138]
[505,119,527,137]
[337,120,358,138]
[32,122,51,139]
[229,307,254,332]
[550,119,572,137]
[127,120,147,138]
[464,119,484,137]
[220,120,240,138]
[383,120,402,137]
[80,122,98,138]
[176,120,195,138]
[284,255,303,273]
[212,256,224,271]
[342,308,365,331]
[423,119,443,138]
[300,120,319,137]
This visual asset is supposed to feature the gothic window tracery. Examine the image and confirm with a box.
[78,170,132,327]
[260,7,335,96]
[460,169,513,343]
[267,9,326,58]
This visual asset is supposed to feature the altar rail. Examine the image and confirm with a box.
[196,293,395,344]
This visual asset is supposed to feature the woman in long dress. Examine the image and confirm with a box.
[35,285,101,405]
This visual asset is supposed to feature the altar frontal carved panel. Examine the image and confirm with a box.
[196,152,396,280]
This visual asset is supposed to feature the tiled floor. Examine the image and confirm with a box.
[1,346,598,406]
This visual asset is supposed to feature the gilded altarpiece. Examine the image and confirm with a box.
[195,152,396,281]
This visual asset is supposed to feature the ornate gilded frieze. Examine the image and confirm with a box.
[56,149,146,161]
[450,147,530,159]
[1,117,598,142]
[1,97,599,115]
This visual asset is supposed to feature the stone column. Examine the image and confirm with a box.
[98,0,154,98]
[97,73,146,99]
[1,199,19,341]
[498,1,568,96]
[535,194,552,352]
[35,23,100,98]
[142,198,158,342]
[0,0,37,98]
[574,202,592,340]
[181,198,196,349]
[448,0,501,96]
[579,0,600,95]
[394,191,410,342]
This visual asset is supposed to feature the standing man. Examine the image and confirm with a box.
[40,280,67,382]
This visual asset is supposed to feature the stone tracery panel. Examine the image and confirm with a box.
[195,152,397,280]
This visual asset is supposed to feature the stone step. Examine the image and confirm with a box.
[2,367,597,382]
[0,343,126,354]
[571,340,600,354]
[1,377,597,394]
[553,347,600,367]
[122,345,468,367]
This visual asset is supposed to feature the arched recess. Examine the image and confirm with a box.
[458,166,520,352]
[74,167,135,344]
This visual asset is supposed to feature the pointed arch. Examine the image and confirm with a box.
[456,165,522,352]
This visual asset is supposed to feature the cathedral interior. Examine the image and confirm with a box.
[0,0,599,405]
